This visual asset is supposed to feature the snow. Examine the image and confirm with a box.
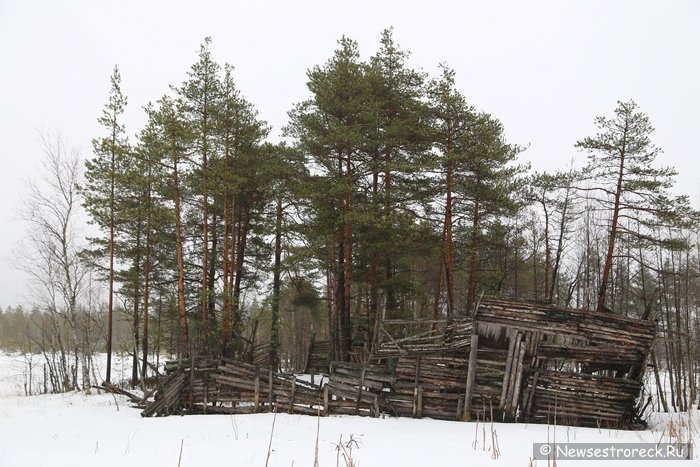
[0,353,697,466]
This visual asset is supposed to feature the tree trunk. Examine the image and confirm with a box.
[107,137,115,383]
[444,156,455,320]
[232,194,252,357]
[542,203,551,303]
[173,157,189,356]
[327,238,338,361]
[466,199,480,313]
[221,193,234,355]
[432,263,443,331]
[202,152,209,335]
[131,228,141,388]
[141,188,152,387]
[207,212,218,352]
[384,146,396,318]
[549,188,571,304]
[342,152,353,360]
[369,167,379,339]
[270,194,283,370]
[336,233,345,362]
[597,138,626,312]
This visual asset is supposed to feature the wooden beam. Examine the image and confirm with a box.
[509,341,526,420]
[413,354,421,417]
[499,330,519,410]
[463,333,479,421]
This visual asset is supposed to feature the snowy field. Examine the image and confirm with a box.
[0,353,697,466]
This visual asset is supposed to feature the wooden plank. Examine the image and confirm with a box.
[509,341,526,419]
[499,330,519,411]
[289,376,296,414]
[254,370,260,413]
[268,368,273,407]
[463,333,479,421]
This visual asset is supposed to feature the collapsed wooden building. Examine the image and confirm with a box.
[140,297,656,428]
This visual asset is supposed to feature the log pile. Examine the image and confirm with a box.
[388,354,468,420]
[141,368,188,417]
[141,297,656,429]
[324,361,393,416]
[521,370,642,426]
[305,338,331,374]
[475,298,655,360]
[465,298,655,427]
[142,358,323,417]
[208,360,322,415]
[251,342,272,367]
[375,320,471,358]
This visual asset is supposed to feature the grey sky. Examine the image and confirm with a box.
[0,0,698,309]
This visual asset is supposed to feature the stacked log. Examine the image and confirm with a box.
[143,359,323,417]
[472,298,655,427]
[305,339,331,374]
[209,360,322,415]
[389,354,468,420]
[325,361,393,417]
[141,297,655,429]
[469,348,507,420]
[375,320,472,358]
[475,298,655,361]
[251,342,272,367]
[141,369,187,417]
[522,370,641,427]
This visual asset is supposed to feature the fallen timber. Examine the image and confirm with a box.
[141,297,656,429]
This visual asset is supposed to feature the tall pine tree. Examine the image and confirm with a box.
[576,100,696,312]
[83,65,129,382]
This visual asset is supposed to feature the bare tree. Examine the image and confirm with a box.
[15,132,90,393]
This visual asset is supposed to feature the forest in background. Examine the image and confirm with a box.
[1,30,698,413]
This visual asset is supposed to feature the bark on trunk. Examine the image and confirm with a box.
[542,204,551,303]
[549,188,571,304]
[173,158,189,356]
[141,190,152,387]
[342,152,353,360]
[222,195,235,355]
[444,155,455,320]
[106,128,116,383]
[207,212,218,352]
[231,194,252,357]
[597,137,626,312]
[131,228,141,388]
[201,156,209,331]
[466,199,480,314]
[384,146,396,318]
[270,194,283,370]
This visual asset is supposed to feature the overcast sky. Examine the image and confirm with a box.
[0,0,698,310]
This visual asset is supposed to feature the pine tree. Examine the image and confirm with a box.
[177,37,222,349]
[576,100,696,312]
[83,66,129,382]
[214,65,269,356]
[428,66,525,314]
[364,29,428,322]
[146,96,193,356]
[131,117,175,384]
[286,36,371,360]
[256,142,307,370]
[427,65,477,318]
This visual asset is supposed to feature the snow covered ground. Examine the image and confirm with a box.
[0,353,697,466]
